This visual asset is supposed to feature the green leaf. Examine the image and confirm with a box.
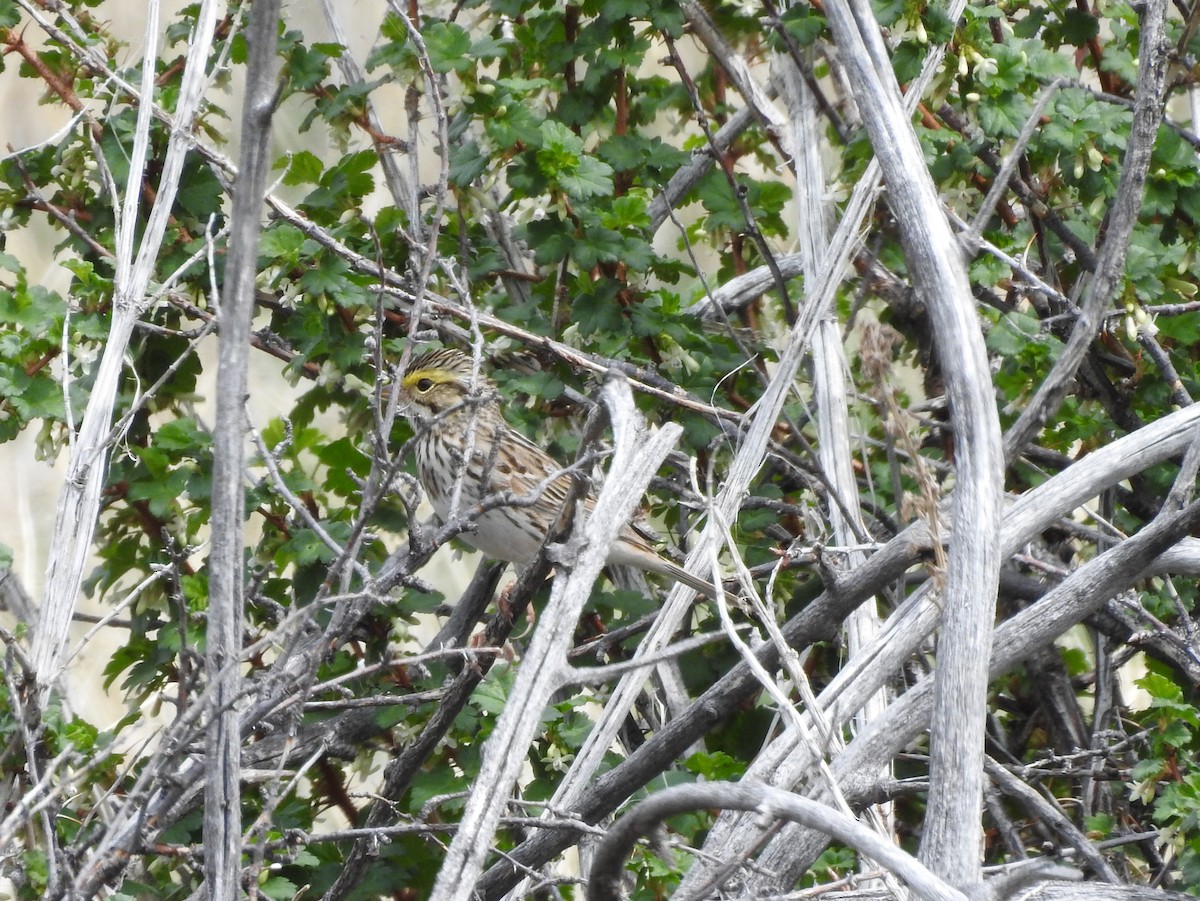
[176,163,223,217]
[286,43,333,91]
[260,224,308,261]
[0,284,66,330]
[260,876,299,901]
[154,417,212,452]
[1059,7,1100,46]
[280,528,338,567]
[0,0,20,28]
[525,217,576,265]
[685,750,746,780]
[987,310,1047,356]
[470,34,509,61]
[424,22,474,73]
[298,254,352,295]
[780,5,826,45]
[536,120,581,164]
[449,140,488,187]
[558,154,614,200]
[977,95,1031,139]
[314,436,371,496]
[63,717,100,752]
[572,289,627,336]
[600,193,650,230]
[281,150,325,186]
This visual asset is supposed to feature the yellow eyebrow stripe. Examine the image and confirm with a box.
[402,368,458,388]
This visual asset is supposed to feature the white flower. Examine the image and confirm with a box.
[544,743,573,772]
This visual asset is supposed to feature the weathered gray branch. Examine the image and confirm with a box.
[680,1,795,162]
[477,402,1200,898]
[589,783,968,901]
[427,378,682,901]
[824,0,1003,882]
[756,495,1200,889]
[32,0,223,696]
[205,0,279,897]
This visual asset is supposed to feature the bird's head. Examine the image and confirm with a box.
[393,348,494,423]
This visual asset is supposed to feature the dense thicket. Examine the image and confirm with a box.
[3,0,1200,898]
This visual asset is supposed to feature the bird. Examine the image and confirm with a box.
[390,346,728,601]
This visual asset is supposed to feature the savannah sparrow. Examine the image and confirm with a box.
[393,347,726,600]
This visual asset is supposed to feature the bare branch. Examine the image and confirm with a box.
[1003,0,1171,459]
[33,0,225,695]
[588,782,969,901]
[427,377,682,901]
[205,0,280,896]
[824,0,1003,880]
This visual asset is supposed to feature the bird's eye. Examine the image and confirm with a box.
[416,377,434,392]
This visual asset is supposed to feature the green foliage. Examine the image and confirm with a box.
[1132,670,1200,892]
[799,846,858,888]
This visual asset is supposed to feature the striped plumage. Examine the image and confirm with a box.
[395,347,726,600]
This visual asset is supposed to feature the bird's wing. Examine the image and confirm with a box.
[475,424,579,511]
